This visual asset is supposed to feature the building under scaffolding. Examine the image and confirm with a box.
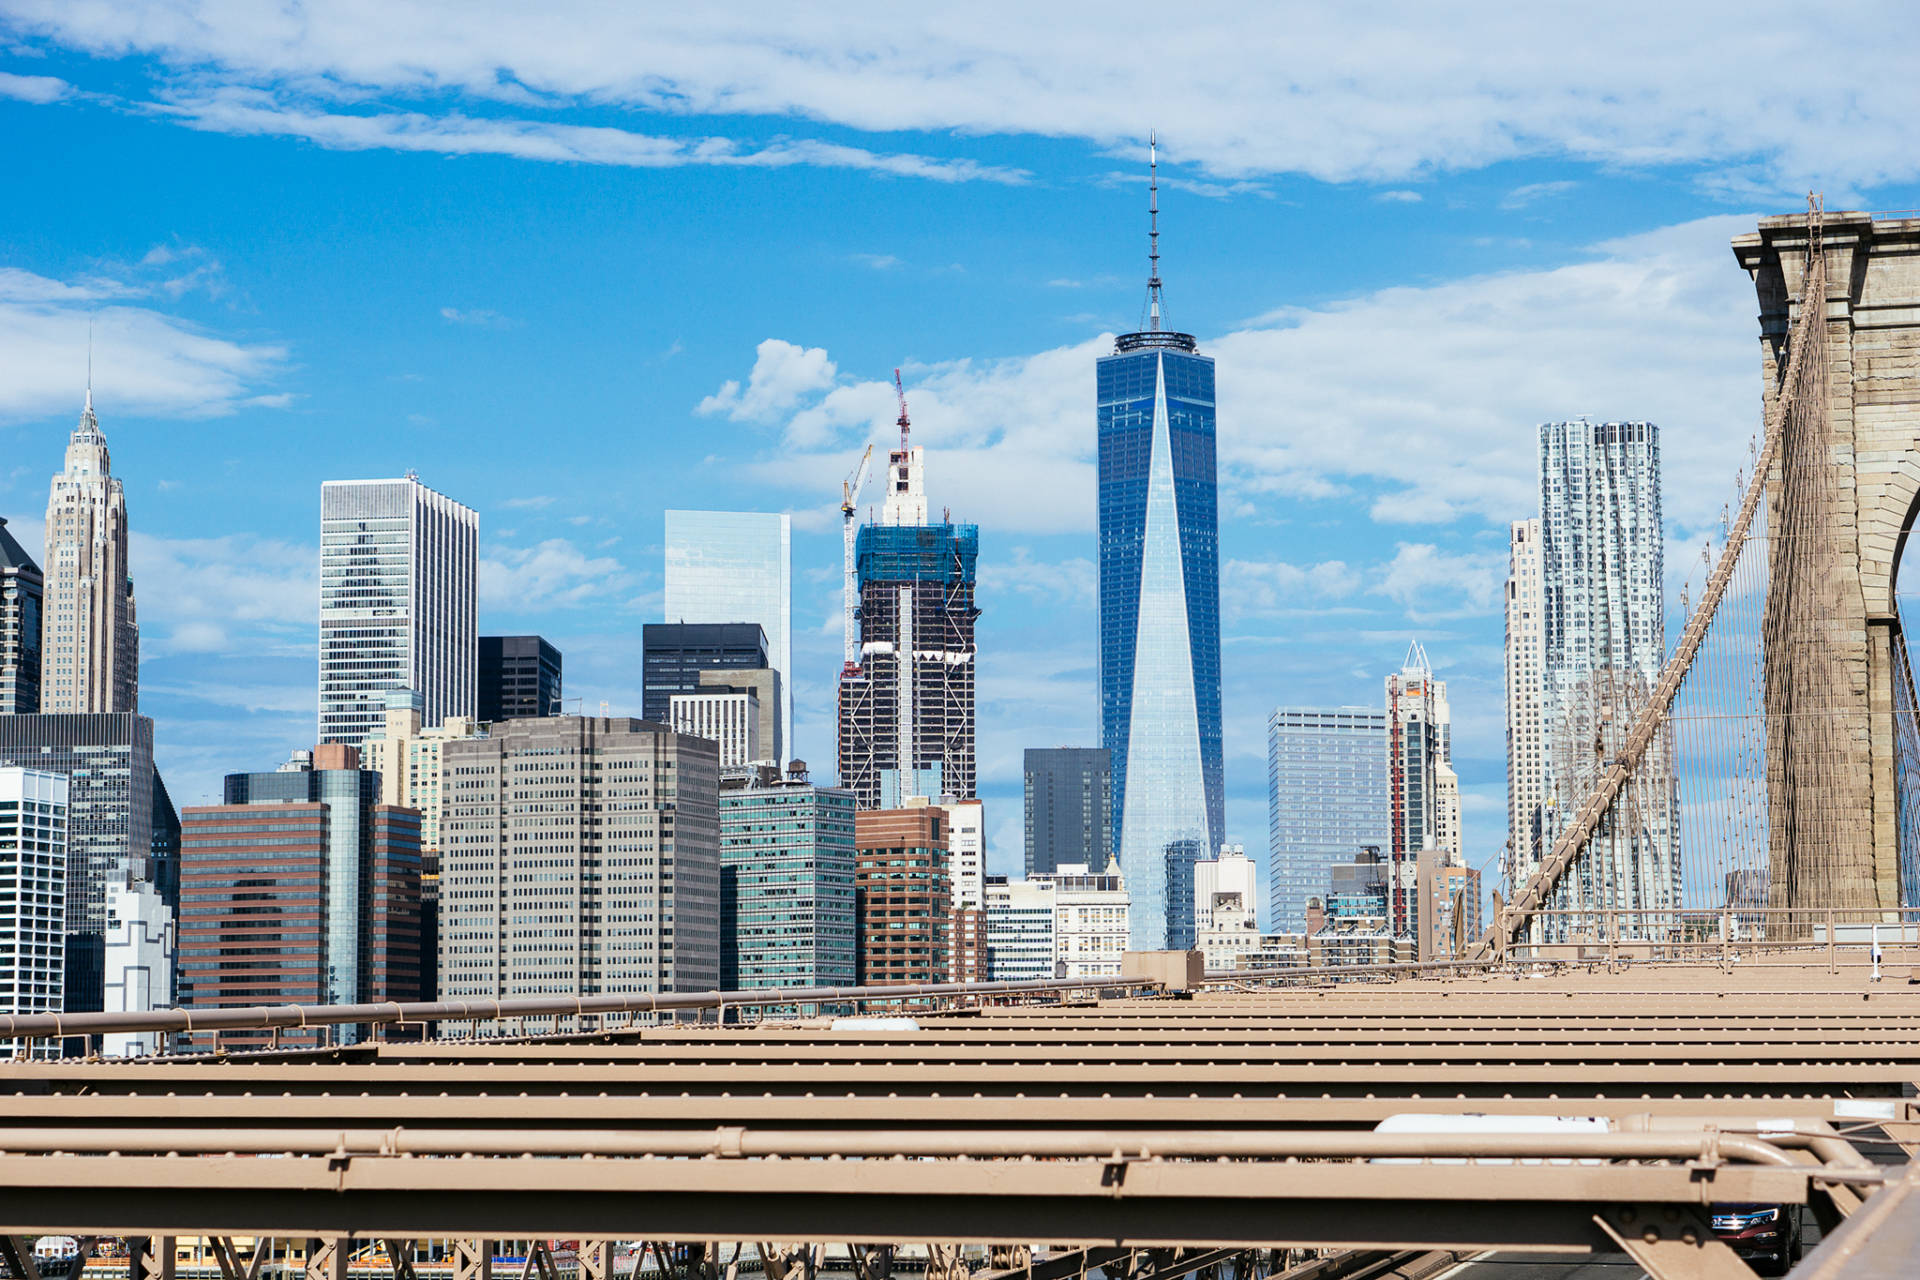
[838,521,979,809]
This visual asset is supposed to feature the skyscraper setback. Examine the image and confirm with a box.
[1098,138,1223,949]
[319,477,478,747]
[837,390,978,809]
[42,391,138,714]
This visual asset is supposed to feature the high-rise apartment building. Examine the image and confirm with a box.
[41,391,138,714]
[854,806,951,986]
[1386,643,1453,941]
[1023,747,1112,875]
[439,718,721,1021]
[0,518,43,715]
[0,766,66,1056]
[838,515,979,809]
[1097,147,1223,950]
[664,511,793,761]
[643,622,771,728]
[478,635,562,721]
[181,745,423,1044]
[1504,519,1547,893]
[718,765,857,990]
[0,713,161,1012]
[1537,420,1674,925]
[319,476,478,747]
[1267,707,1389,934]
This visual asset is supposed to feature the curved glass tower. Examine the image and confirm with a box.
[1097,138,1224,949]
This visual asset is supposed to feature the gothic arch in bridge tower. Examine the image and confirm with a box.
[1735,212,1920,911]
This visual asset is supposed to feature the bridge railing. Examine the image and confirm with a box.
[1492,905,1920,966]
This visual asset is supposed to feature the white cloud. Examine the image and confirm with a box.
[479,538,629,611]
[978,550,1096,607]
[500,494,555,510]
[715,215,1760,535]
[0,268,288,420]
[11,5,1920,192]
[1502,179,1578,210]
[698,338,838,423]
[140,86,1027,184]
[129,530,317,657]
[1369,543,1507,621]
[1374,189,1423,203]
[1224,558,1360,619]
[439,305,512,327]
[0,70,67,103]
[850,252,901,270]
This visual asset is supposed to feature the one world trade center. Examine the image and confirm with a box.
[1097,136,1224,949]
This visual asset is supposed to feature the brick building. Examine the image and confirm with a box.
[854,806,951,986]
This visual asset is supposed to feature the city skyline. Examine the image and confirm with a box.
[7,18,1915,912]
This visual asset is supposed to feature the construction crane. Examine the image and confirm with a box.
[893,368,911,451]
[840,442,874,670]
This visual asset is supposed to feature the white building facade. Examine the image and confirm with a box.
[1504,518,1547,893]
[361,689,486,851]
[319,477,477,747]
[664,511,793,764]
[42,392,138,714]
[669,691,763,769]
[1194,843,1257,935]
[945,798,986,911]
[103,878,174,1057]
[0,767,67,1057]
[1034,860,1130,979]
[983,875,1055,981]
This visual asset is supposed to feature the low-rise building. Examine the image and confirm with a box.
[984,875,1055,982]
[103,878,173,1057]
[1034,859,1129,980]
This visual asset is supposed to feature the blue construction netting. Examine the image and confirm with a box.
[856,523,978,584]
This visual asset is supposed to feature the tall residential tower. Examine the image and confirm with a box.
[1385,643,1456,942]
[319,477,478,747]
[42,391,138,714]
[1097,137,1223,948]
[1504,518,1547,894]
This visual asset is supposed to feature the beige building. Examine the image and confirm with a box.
[1504,518,1546,892]
[438,717,720,1028]
[362,690,485,851]
[669,689,762,769]
[1033,859,1129,980]
[41,391,138,713]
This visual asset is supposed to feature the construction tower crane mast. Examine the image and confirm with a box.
[840,443,874,670]
[894,368,911,450]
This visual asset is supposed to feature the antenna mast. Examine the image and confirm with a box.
[1147,130,1162,331]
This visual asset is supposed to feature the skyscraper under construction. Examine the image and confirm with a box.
[837,382,979,809]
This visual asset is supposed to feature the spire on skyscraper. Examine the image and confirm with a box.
[1117,133,1196,355]
[1146,130,1163,332]
[1405,639,1432,675]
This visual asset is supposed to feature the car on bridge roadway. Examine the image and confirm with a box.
[1710,1202,1802,1275]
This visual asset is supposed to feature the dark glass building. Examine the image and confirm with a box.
[0,713,159,1011]
[1097,165,1223,947]
[1023,747,1113,875]
[0,516,42,716]
[642,623,768,724]
[478,634,563,720]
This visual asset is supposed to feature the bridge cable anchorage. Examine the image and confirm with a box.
[1475,198,1829,959]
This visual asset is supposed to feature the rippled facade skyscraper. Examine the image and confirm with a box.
[1097,139,1223,950]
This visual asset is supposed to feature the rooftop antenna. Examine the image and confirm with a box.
[85,316,93,415]
[893,368,911,451]
[1147,130,1162,331]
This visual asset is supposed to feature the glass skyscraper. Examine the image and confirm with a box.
[319,476,478,747]
[1267,707,1389,932]
[664,511,793,762]
[1097,144,1223,950]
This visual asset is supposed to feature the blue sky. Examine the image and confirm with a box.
[3,3,1918,920]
